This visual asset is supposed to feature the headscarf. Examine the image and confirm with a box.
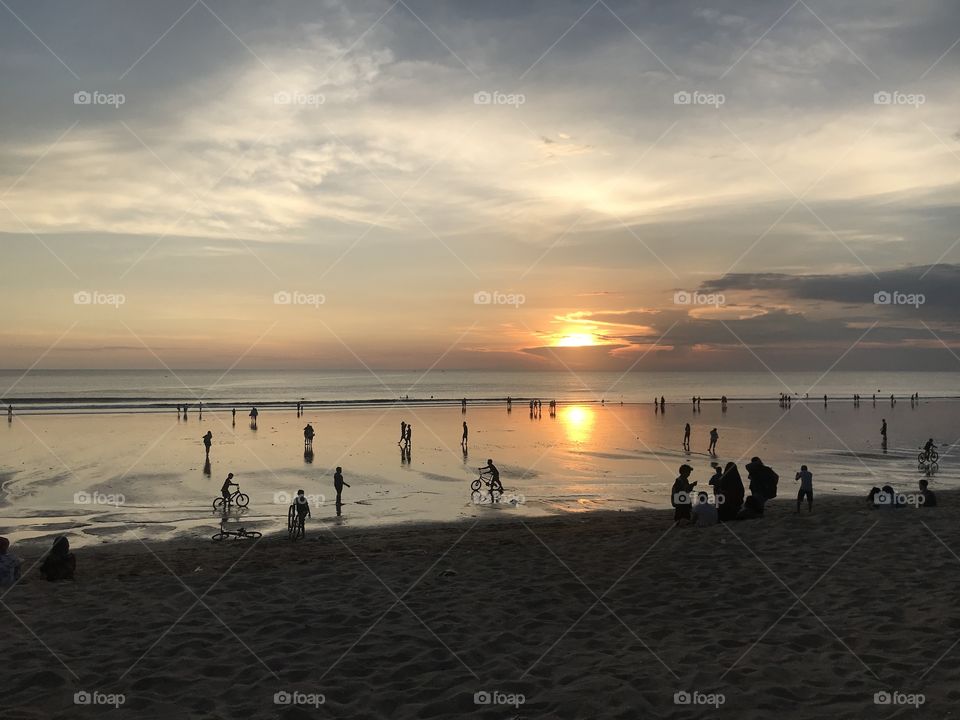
[0,536,9,554]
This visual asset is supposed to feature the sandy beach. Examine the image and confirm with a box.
[3,492,958,719]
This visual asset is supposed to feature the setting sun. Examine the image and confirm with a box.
[555,333,598,347]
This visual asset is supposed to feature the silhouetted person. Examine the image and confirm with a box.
[202,430,212,456]
[39,536,75,581]
[334,466,350,513]
[683,423,691,451]
[708,462,722,495]
[399,421,407,446]
[221,473,237,503]
[660,396,665,412]
[708,427,719,455]
[198,401,203,419]
[717,462,744,521]
[405,424,412,448]
[507,396,512,411]
[671,464,696,526]
[304,423,315,446]
[232,407,236,423]
[6,405,11,422]
[880,419,887,443]
[746,457,778,507]
[919,479,937,507]
[294,488,311,527]
[249,407,258,420]
[795,464,813,513]
[461,421,468,448]
[0,536,22,587]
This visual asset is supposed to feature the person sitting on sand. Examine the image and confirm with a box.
[671,464,696,526]
[221,473,237,503]
[708,462,723,496]
[717,462,744,522]
[736,495,764,520]
[39,536,75,581]
[919,479,937,507]
[795,464,813,514]
[746,457,778,506]
[0,536,22,588]
[870,484,900,508]
[691,491,718,527]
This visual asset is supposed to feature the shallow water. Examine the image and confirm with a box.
[0,399,955,547]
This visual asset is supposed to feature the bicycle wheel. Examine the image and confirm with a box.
[235,492,250,508]
[287,506,296,538]
[470,479,481,492]
[243,531,262,539]
[212,497,225,510]
[211,531,229,541]
[931,451,939,463]
[918,452,927,464]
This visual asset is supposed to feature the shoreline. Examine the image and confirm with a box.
[3,491,958,719]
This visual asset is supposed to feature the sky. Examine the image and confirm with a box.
[1,0,960,372]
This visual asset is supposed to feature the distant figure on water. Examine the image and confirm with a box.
[461,421,468,448]
[399,420,407,445]
[683,423,691,451]
[202,431,213,456]
[659,396,665,412]
[795,464,813,513]
[708,427,719,455]
[232,407,236,423]
[334,466,350,515]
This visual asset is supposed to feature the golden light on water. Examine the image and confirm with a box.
[559,404,595,444]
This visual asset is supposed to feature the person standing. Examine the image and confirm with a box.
[334,467,350,512]
[880,418,887,443]
[683,423,691,451]
[795,464,813,513]
[461,421,468,448]
[671,465,696,526]
[708,427,719,455]
[202,430,213,456]
[399,420,407,446]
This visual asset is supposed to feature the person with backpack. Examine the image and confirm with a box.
[746,456,778,507]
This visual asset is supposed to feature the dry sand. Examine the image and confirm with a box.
[3,493,959,719]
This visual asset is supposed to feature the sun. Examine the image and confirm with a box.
[555,333,597,347]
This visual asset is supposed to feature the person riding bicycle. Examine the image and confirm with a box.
[294,489,311,525]
[924,438,937,453]
[479,459,500,487]
[221,473,237,502]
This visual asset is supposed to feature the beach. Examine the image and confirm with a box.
[3,493,958,719]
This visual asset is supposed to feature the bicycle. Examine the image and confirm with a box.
[288,504,305,541]
[471,469,504,501]
[211,523,262,541]
[212,486,250,510]
[918,448,939,465]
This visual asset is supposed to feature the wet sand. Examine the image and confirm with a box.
[3,493,958,719]
[1,401,956,547]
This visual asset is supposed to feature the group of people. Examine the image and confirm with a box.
[681,423,720,455]
[0,535,75,587]
[671,457,783,526]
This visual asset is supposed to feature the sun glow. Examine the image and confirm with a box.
[554,333,597,347]
[559,405,596,444]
